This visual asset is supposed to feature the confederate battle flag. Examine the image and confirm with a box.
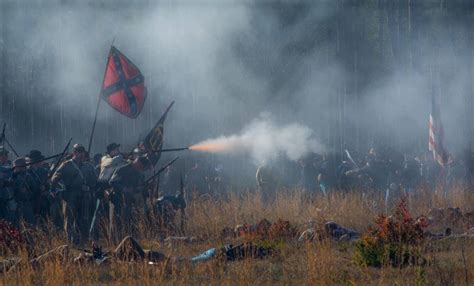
[101,46,147,118]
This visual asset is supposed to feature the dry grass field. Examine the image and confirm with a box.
[1,186,473,285]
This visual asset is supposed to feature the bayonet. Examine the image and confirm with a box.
[142,156,179,187]
[344,149,360,169]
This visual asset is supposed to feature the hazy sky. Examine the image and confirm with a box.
[1,1,472,168]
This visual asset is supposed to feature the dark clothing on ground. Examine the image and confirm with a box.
[73,236,167,265]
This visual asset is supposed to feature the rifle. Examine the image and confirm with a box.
[156,147,189,153]
[10,152,63,169]
[4,138,19,157]
[0,123,19,157]
[142,156,179,187]
[48,138,73,179]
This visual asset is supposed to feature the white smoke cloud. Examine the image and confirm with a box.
[192,113,324,165]
[5,2,472,171]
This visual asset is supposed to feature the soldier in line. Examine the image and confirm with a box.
[130,147,143,161]
[0,147,15,223]
[98,143,126,198]
[99,143,125,180]
[11,158,36,226]
[298,156,317,193]
[83,152,99,234]
[50,144,97,244]
[88,144,124,242]
[102,143,122,162]
[344,148,386,191]
[256,164,276,204]
[337,160,355,190]
[108,156,151,240]
[26,150,50,221]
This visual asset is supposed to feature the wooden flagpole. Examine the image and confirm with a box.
[87,39,115,154]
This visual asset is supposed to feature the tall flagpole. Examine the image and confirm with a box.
[88,85,103,154]
[88,39,115,154]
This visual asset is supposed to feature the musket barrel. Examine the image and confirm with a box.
[159,147,189,153]
[4,138,19,157]
[12,152,63,169]
[48,138,72,179]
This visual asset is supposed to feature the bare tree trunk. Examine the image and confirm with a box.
[467,1,474,183]
[1,2,9,124]
[332,0,340,158]
[407,0,413,69]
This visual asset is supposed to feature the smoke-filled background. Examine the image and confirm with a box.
[1,0,473,184]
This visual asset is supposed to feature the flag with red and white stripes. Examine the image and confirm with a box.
[428,91,449,166]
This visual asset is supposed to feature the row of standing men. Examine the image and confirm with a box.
[0,143,185,244]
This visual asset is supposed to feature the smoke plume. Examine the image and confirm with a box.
[1,2,473,185]
[190,113,324,165]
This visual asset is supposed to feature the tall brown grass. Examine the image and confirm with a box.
[1,186,473,285]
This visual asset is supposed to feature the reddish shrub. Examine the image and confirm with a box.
[355,199,427,267]
[0,219,25,254]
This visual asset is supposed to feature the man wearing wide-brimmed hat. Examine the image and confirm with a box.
[108,156,151,241]
[26,149,44,163]
[11,157,36,225]
[26,150,50,220]
[51,143,98,243]
[99,142,126,184]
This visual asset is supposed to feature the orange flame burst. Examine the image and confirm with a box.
[189,141,233,153]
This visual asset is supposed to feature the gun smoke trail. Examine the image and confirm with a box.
[189,114,324,165]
